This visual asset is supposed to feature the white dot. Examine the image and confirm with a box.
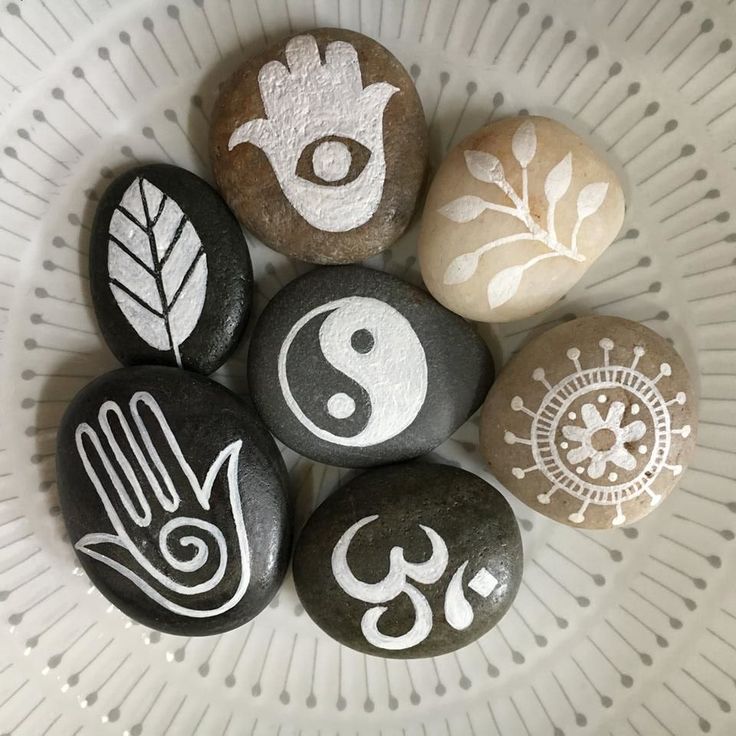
[631,404,640,415]
[608,472,618,482]
[576,466,585,474]
[597,394,607,404]
[600,338,614,350]
[511,396,524,411]
[327,392,356,419]
[504,431,516,445]
[680,424,691,438]
[676,392,687,405]
[568,412,577,420]
[312,140,351,182]
[567,347,580,360]
[512,467,525,479]
[638,445,648,454]
[532,367,545,381]
[560,441,569,449]
[660,362,672,377]
[633,346,645,357]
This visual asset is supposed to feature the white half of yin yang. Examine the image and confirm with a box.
[277,297,428,447]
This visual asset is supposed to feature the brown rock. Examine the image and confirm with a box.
[480,316,697,529]
[210,29,428,264]
[418,116,625,322]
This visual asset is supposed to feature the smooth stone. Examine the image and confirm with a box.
[90,164,253,374]
[419,116,625,322]
[247,265,494,467]
[481,316,697,529]
[210,29,428,264]
[56,366,291,635]
[293,462,522,658]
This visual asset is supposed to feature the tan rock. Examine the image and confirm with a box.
[480,316,697,529]
[418,116,625,322]
[210,28,428,264]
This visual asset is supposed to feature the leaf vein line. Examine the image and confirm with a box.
[117,204,147,232]
[110,279,164,318]
[160,214,190,268]
[109,235,156,277]
[167,248,206,310]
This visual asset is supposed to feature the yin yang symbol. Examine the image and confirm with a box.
[277,297,428,447]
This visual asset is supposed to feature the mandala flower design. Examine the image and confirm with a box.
[504,337,691,526]
[561,401,646,480]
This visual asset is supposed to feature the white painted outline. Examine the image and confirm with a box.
[74,391,251,618]
[277,296,428,448]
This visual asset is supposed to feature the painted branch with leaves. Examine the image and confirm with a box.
[439,120,610,309]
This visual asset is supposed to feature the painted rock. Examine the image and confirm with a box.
[293,462,522,658]
[481,316,697,528]
[90,164,253,374]
[210,29,428,264]
[56,366,291,635]
[418,116,625,322]
[247,265,494,467]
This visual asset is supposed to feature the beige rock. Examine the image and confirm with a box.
[418,116,625,322]
[480,316,697,529]
[210,28,428,264]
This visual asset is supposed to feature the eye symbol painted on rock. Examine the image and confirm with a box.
[277,297,428,448]
[331,516,500,651]
[228,34,398,233]
[296,136,372,187]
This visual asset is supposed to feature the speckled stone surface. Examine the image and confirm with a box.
[56,366,291,635]
[293,462,523,658]
[481,316,696,528]
[247,265,494,467]
[210,28,428,264]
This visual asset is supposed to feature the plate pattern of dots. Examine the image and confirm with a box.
[0,1,734,735]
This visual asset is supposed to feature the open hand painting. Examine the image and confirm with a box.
[73,391,250,619]
[228,34,398,233]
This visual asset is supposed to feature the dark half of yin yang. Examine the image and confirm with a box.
[247,266,495,467]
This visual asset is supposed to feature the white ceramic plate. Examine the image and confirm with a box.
[0,1,734,734]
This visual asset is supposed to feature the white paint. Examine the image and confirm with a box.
[439,120,609,308]
[331,516,446,650]
[561,401,646,479]
[74,391,250,618]
[468,568,499,597]
[278,296,428,447]
[504,339,689,525]
[444,561,474,631]
[312,140,352,181]
[326,392,356,419]
[108,177,207,367]
[332,516,496,649]
[228,34,398,232]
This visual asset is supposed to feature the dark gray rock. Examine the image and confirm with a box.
[247,266,494,466]
[293,462,523,658]
[90,164,253,374]
[56,366,291,636]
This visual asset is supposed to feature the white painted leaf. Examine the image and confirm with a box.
[107,177,208,367]
[438,195,488,223]
[576,181,609,219]
[487,265,524,309]
[544,152,573,205]
[464,150,505,184]
[511,120,537,168]
[443,251,480,285]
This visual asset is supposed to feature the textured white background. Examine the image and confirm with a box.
[0,1,734,734]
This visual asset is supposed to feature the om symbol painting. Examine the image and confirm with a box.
[292,463,523,659]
